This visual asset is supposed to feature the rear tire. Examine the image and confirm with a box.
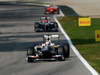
[55,9,60,14]
[63,44,70,58]
[57,47,65,61]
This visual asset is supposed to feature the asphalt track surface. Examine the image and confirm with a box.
[0,4,92,75]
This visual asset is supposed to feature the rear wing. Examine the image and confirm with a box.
[51,35,59,38]
[44,34,59,38]
[43,34,60,42]
[40,16,50,20]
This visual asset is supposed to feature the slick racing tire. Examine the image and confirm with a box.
[57,47,65,61]
[27,57,35,63]
[63,44,70,58]
[27,48,33,55]
[27,47,35,56]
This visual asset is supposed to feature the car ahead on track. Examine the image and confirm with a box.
[45,5,59,14]
[34,17,58,32]
[26,35,70,62]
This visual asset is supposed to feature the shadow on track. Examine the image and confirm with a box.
[0,3,46,19]
[0,39,67,52]
[0,42,33,52]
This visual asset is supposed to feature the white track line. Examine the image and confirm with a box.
[54,15,99,75]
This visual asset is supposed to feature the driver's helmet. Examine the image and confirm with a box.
[45,37,51,42]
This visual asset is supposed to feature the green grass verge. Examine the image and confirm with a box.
[58,16,100,73]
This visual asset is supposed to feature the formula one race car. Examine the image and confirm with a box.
[26,35,70,62]
[34,17,58,32]
[45,5,59,14]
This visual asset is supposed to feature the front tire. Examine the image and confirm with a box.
[27,57,36,63]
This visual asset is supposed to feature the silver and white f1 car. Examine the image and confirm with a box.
[26,35,70,62]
